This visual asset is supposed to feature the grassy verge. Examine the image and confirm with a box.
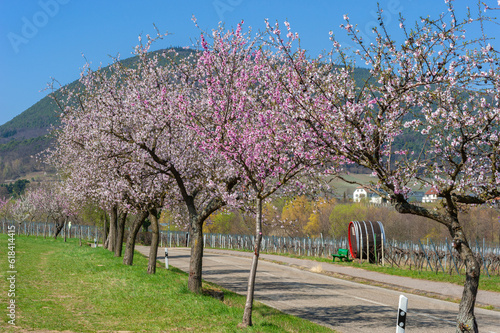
[0,234,334,333]
[214,248,500,293]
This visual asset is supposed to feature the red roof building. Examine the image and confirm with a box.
[422,188,439,203]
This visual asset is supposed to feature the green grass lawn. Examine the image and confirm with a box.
[0,234,334,333]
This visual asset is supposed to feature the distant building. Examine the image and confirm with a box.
[422,188,439,203]
[353,187,367,202]
[353,187,386,204]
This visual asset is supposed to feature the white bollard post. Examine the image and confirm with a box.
[165,248,169,269]
[396,295,408,332]
[94,238,97,248]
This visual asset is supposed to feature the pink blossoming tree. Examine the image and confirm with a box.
[194,22,323,326]
[49,33,239,289]
[48,54,177,271]
[273,2,500,331]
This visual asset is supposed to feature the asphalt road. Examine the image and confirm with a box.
[137,246,500,333]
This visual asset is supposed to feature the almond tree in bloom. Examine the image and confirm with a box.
[50,34,238,289]
[18,182,74,239]
[274,3,500,331]
[48,61,174,271]
[27,183,58,238]
[11,186,53,237]
[194,22,322,327]
[0,197,8,215]
[11,194,31,233]
[47,106,129,253]
[50,132,170,269]
[20,187,46,237]
[0,197,9,229]
[49,186,76,241]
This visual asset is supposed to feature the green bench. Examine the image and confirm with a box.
[332,248,352,262]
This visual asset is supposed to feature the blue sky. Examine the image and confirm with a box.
[1,0,499,126]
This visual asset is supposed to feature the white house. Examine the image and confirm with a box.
[353,187,368,202]
[353,187,386,204]
[422,188,439,203]
[369,193,385,205]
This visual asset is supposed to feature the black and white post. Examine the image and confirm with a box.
[165,248,169,269]
[396,295,408,332]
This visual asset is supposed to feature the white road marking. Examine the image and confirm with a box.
[206,256,277,277]
[351,295,389,307]
[414,311,456,325]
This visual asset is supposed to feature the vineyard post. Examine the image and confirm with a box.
[418,239,433,272]
[430,240,445,274]
[446,238,460,275]
[476,239,490,278]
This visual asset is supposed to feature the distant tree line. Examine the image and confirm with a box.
[0,179,30,198]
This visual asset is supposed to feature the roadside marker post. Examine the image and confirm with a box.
[396,295,408,332]
[165,248,169,269]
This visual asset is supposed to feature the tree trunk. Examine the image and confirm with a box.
[451,222,480,333]
[53,218,64,239]
[188,216,204,293]
[44,218,48,238]
[395,200,481,332]
[241,197,263,327]
[63,219,67,242]
[123,211,148,266]
[184,196,225,294]
[103,213,108,246]
[147,208,159,274]
[106,206,118,252]
[114,211,128,257]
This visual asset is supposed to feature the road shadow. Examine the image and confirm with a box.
[284,305,457,331]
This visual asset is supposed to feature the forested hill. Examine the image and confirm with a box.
[0,92,59,182]
[0,48,373,183]
[0,96,58,143]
